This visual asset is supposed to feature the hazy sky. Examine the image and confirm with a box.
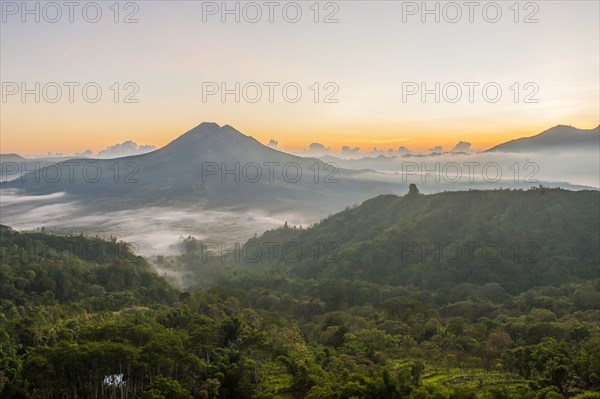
[1,0,599,155]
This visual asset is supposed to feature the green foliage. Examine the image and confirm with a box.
[0,225,177,307]
[142,376,193,399]
[232,189,600,294]
[1,189,599,398]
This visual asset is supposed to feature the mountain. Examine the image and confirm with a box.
[485,125,600,153]
[0,153,26,162]
[0,122,398,212]
[236,187,600,293]
[0,153,63,182]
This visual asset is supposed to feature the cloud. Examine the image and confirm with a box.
[452,141,472,153]
[428,146,443,153]
[305,143,330,156]
[368,147,386,156]
[341,146,360,155]
[75,149,93,157]
[397,146,412,155]
[267,139,279,149]
[96,141,156,159]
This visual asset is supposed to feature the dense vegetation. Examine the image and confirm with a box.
[1,188,599,398]
[235,187,599,291]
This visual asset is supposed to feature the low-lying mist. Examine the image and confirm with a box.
[1,148,597,261]
[0,190,309,257]
[326,149,600,189]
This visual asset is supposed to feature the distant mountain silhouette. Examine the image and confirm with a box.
[0,153,26,162]
[0,154,63,182]
[0,122,397,212]
[485,125,600,153]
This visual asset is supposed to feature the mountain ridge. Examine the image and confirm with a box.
[0,122,398,214]
[485,124,600,153]
[239,187,600,292]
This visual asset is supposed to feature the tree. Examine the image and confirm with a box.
[408,184,420,195]
[142,376,193,399]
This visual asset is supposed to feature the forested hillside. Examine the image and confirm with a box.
[1,188,599,398]
[0,225,177,307]
[233,187,600,292]
[160,188,600,398]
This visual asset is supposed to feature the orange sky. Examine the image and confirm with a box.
[1,1,598,156]
[1,114,598,156]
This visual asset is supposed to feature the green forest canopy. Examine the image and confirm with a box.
[1,188,599,398]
